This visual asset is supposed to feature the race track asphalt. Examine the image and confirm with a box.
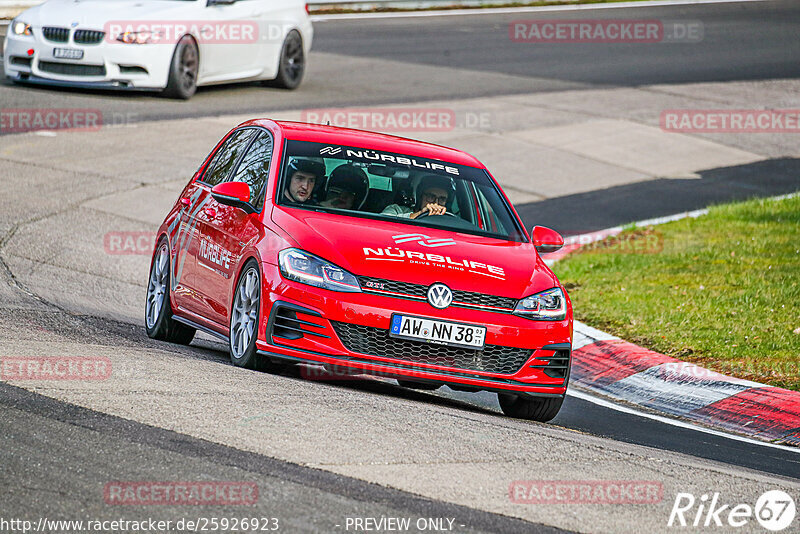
[1,1,799,532]
[2,0,799,126]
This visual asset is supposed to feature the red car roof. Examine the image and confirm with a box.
[245,119,485,169]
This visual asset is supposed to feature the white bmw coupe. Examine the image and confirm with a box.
[3,0,312,99]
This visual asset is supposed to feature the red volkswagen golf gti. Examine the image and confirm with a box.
[146,120,573,421]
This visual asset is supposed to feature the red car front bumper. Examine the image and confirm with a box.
[255,264,572,397]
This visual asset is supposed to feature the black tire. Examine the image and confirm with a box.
[397,380,440,391]
[263,30,305,90]
[498,393,564,422]
[163,35,199,100]
[229,261,263,370]
[145,239,195,345]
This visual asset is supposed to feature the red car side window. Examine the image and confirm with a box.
[228,131,274,211]
[201,129,256,187]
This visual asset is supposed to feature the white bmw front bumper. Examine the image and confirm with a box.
[4,26,173,90]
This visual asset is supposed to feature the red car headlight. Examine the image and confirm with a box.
[278,248,362,293]
[514,287,567,321]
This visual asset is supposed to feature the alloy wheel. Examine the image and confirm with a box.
[146,243,169,329]
[231,267,260,359]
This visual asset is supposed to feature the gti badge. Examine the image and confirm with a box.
[319,146,342,155]
[427,283,453,309]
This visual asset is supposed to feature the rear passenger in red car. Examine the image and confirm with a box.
[319,164,370,210]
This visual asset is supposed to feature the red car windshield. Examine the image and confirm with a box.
[277,140,526,242]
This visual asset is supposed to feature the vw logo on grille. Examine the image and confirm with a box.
[427,283,453,309]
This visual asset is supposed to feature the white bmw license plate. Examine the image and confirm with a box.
[390,314,486,350]
[54,48,84,60]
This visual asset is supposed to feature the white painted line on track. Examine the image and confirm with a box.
[633,207,708,228]
[568,388,800,454]
[435,381,800,453]
[573,320,620,347]
[311,0,771,21]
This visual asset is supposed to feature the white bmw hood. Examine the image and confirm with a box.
[21,0,199,29]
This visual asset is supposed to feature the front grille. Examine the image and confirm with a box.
[42,27,70,43]
[74,29,105,45]
[38,61,106,77]
[331,322,533,375]
[452,288,516,309]
[361,277,425,298]
[358,276,517,311]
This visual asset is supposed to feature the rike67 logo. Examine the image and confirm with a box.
[668,490,795,531]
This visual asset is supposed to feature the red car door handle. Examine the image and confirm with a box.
[180,197,191,207]
[204,207,217,218]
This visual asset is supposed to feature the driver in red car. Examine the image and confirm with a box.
[284,158,326,204]
[382,174,451,219]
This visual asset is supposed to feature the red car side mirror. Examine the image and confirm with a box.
[211,182,255,214]
[532,226,564,254]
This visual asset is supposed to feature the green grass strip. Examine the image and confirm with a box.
[556,194,800,391]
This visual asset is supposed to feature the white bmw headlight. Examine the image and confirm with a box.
[278,249,361,293]
[116,31,159,44]
[514,287,567,321]
[12,20,33,36]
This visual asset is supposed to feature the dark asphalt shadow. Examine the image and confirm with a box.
[551,393,800,480]
[0,381,564,534]
[314,1,800,87]
[515,157,800,235]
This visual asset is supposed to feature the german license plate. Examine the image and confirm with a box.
[54,48,84,60]
[389,314,486,350]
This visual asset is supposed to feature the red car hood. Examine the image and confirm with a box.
[272,208,557,298]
